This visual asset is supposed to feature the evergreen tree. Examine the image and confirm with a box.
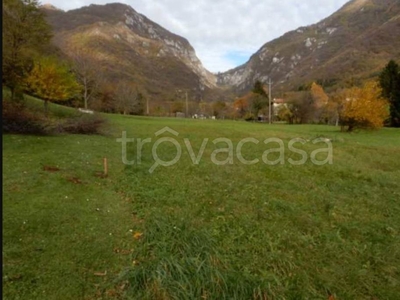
[252,80,268,98]
[379,60,400,127]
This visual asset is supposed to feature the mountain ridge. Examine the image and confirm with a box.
[43,2,221,103]
[217,0,400,94]
[43,0,400,101]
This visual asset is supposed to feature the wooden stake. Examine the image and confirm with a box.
[103,157,108,177]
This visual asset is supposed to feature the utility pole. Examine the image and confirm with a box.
[268,78,272,124]
[185,91,189,118]
[146,97,149,115]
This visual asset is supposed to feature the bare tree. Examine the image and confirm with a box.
[70,49,102,109]
[115,82,144,115]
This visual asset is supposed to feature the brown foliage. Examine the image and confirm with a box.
[61,114,107,135]
[2,101,50,135]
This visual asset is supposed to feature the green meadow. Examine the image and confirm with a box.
[3,105,400,299]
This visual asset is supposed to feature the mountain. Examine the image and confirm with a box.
[217,0,400,94]
[42,3,220,102]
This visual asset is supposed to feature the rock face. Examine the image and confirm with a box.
[43,3,217,101]
[217,0,400,93]
[120,5,216,88]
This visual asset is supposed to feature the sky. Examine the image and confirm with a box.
[44,0,350,73]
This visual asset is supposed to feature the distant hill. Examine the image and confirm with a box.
[217,0,400,94]
[42,3,224,102]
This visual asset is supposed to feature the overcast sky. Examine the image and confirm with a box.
[44,0,350,72]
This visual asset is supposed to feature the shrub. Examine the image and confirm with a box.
[3,98,108,136]
[2,101,50,135]
[60,114,107,135]
[244,112,256,121]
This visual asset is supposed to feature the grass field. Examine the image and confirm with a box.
[3,105,400,299]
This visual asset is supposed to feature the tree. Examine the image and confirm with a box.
[25,56,81,114]
[310,82,329,109]
[250,93,268,117]
[285,91,314,124]
[115,82,144,115]
[233,96,250,118]
[252,80,269,117]
[70,50,103,109]
[277,105,294,124]
[93,82,117,112]
[212,101,227,118]
[325,90,344,126]
[252,80,268,98]
[340,81,389,132]
[171,101,184,114]
[379,60,400,127]
[2,0,52,99]
[283,83,329,124]
[310,82,330,123]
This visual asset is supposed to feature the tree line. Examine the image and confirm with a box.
[233,61,400,131]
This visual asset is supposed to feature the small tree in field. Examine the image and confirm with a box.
[340,81,389,132]
[25,57,81,114]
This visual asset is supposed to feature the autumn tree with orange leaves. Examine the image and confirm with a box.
[339,81,389,132]
[233,96,250,118]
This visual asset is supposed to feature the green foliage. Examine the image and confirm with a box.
[250,93,268,117]
[297,82,313,91]
[171,101,185,114]
[316,78,338,89]
[212,101,227,118]
[2,0,52,97]
[136,92,146,115]
[252,80,268,98]
[276,105,294,124]
[379,60,400,127]
[285,91,314,124]
[244,112,256,121]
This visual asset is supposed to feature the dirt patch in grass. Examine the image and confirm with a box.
[66,177,83,184]
[43,165,61,172]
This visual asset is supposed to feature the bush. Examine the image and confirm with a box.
[244,112,256,121]
[60,114,107,135]
[2,101,51,135]
[3,99,108,135]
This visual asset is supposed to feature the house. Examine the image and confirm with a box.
[273,98,287,115]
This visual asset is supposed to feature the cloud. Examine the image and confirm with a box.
[43,0,350,72]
